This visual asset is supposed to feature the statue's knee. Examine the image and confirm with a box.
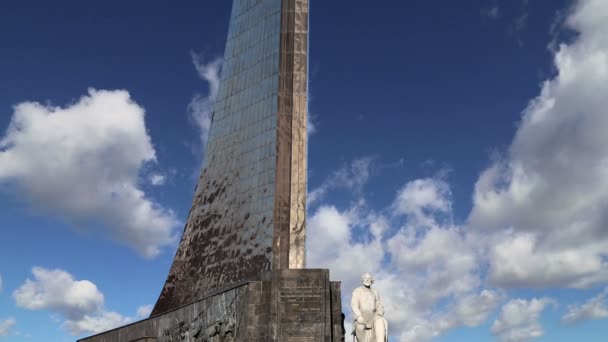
[374,318,386,331]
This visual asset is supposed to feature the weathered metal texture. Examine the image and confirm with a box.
[152,0,309,316]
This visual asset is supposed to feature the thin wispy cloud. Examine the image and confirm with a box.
[0,318,16,337]
[307,157,374,207]
[561,288,608,324]
[188,52,222,152]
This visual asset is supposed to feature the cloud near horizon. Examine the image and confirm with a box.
[13,267,144,336]
[307,161,500,341]
[0,89,179,257]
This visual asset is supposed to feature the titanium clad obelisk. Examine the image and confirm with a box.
[152,0,309,316]
[78,1,345,340]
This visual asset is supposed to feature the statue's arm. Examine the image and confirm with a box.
[351,289,363,318]
[373,289,385,316]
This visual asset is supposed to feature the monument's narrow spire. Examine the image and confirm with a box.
[151,0,309,316]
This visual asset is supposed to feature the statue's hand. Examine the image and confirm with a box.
[356,315,365,324]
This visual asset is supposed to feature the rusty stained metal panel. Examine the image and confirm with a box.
[151,0,309,317]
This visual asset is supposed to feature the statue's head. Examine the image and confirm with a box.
[361,273,374,287]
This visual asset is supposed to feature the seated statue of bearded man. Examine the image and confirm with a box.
[351,273,388,342]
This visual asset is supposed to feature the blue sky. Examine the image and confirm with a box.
[1,0,608,341]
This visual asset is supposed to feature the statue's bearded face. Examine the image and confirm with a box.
[362,275,373,287]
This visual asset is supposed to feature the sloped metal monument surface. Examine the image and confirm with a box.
[152,0,309,315]
[79,0,345,341]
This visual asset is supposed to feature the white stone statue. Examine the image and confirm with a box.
[351,273,388,342]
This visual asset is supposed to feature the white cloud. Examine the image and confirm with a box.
[307,175,497,341]
[0,89,179,257]
[13,267,139,336]
[63,311,131,336]
[148,173,166,186]
[136,305,153,319]
[393,178,452,225]
[492,298,554,342]
[561,288,608,324]
[438,290,504,329]
[14,267,104,320]
[0,318,16,337]
[306,2,608,340]
[188,52,222,149]
[469,0,608,288]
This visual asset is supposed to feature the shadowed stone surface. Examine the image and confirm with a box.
[78,270,344,342]
[152,0,309,316]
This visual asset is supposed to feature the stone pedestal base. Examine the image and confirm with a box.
[78,269,344,342]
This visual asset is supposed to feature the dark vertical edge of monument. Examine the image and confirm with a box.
[330,281,345,341]
[324,270,332,340]
[273,0,296,271]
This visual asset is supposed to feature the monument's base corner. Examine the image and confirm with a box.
[78,269,344,342]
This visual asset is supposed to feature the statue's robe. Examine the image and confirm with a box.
[351,286,388,342]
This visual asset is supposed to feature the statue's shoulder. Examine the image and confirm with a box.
[352,286,365,294]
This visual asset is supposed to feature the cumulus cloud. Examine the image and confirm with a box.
[307,174,498,341]
[305,1,608,340]
[0,89,179,257]
[492,298,554,342]
[561,288,608,324]
[188,52,222,149]
[13,267,142,336]
[469,0,608,289]
[14,268,104,319]
[0,318,16,337]
[393,178,452,224]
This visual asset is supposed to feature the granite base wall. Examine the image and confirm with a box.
[79,269,344,342]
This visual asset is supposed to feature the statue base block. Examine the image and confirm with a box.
[78,269,345,342]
